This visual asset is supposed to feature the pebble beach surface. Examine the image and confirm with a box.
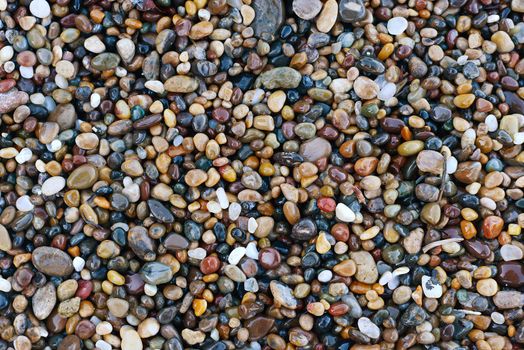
[0,0,523,349]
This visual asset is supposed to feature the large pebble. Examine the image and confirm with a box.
[32,282,56,320]
[251,0,285,38]
[32,246,74,277]
[256,67,302,89]
[164,76,199,93]
[350,251,378,283]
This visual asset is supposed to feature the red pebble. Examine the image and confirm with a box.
[200,255,221,274]
[317,197,336,212]
[76,280,93,299]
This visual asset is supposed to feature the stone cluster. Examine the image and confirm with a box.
[0,0,522,349]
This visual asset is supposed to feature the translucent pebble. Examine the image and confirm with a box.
[387,17,408,35]
[229,202,241,220]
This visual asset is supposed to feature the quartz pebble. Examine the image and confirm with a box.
[387,17,408,35]
[29,0,50,18]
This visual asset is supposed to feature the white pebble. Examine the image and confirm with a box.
[378,82,396,101]
[387,275,400,290]
[0,277,11,292]
[393,266,410,276]
[15,148,32,164]
[317,270,333,283]
[144,284,158,296]
[491,312,505,325]
[188,248,206,260]
[480,197,496,211]
[248,217,258,233]
[3,61,15,74]
[0,46,13,62]
[387,17,408,35]
[207,201,222,214]
[457,55,469,65]
[95,340,112,350]
[144,80,165,94]
[123,183,140,202]
[487,14,499,23]
[485,114,498,132]
[30,93,45,105]
[446,156,458,174]
[245,242,259,259]
[48,139,62,152]
[41,176,66,196]
[73,256,85,272]
[357,317,380,339]
[30,0,51,18]
[513,132,524,145]
[19,66,34,79]
[228,247,246,265]
[244,277,259,292]
[38,327,48,338]
[500,244,523,261]
[216,187,229,209]
[173,135,184,146]
[16,195,34,212]
[123,177,133,187]
[228,202,241,220]
[198,8,211,21]
[35,160,46,173]
[96,321,113,335]
[379,271,393,285]
[421,275,442,298]
[336,203,356,223]
[90,93,101,108]
[210,328,220,341]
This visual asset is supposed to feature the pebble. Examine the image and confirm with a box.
[358,317,381,339]
[32,247,73,277]
[257,67,302,89]
[42,176,66,196]
[270,281,298,309]
[251,0,285,38]
[350,251,378,283]
[421,276,443,298]
[336,203,356,222]
[32,282,56,320]
[316,0,338,33]
[29,0,50,18]
[293,0,322,20]
[501,245,523,261]
[387,17,408,35]
[164,76,199,93]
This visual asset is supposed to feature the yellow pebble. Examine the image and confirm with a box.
[163,109,176,128]
[259,162,275,176]
[203,273,219,283]
[202,289,214,303]
[508,223,521,236]
[378,43,394,60]
[107,270,125,285]
[185,1,197,16]
[220,166,237,182]
[102,281,114,295]
[454,94,476,109]
[456,83,472,94]
[315,232,331,254]
[281,105,294,121]
[461,208,478,221]
[192,299,207,317]
[194,0,207,8]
